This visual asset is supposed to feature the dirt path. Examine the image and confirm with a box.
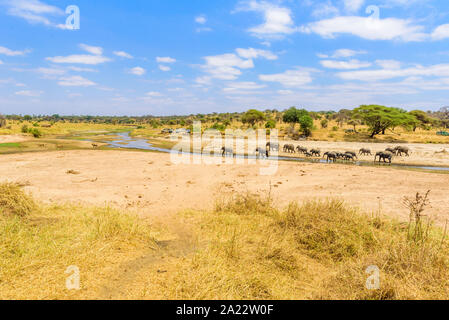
[1,150,448,224]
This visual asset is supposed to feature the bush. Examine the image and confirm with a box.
[28,128,42,138]
[0,183,36,217]
[21,125,29,133]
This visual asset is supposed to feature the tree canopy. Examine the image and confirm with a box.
[353,105,417,138]
[283,107,314,136]
[241,109,266,127]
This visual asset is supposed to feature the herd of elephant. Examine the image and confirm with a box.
[221,143,411,164]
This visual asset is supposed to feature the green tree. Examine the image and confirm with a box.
[241,109,266,127]
[283,107,314,137]
[409,110,434,131]
[265,119,276,129]
[353,105,416,138]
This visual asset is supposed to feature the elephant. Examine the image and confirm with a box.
[394,146,410,157]
[221,147,234,157]
[359,148,372,156]
[256,147,269,158]
[375,151,393,163]
[385,147,396,154]
[323,151,337,162]
[266,142,280,152]
[296,146,308,154]
[343,153,356,161]
[310,149,321,157]
[345,151,358,159]
[283,144,295,153]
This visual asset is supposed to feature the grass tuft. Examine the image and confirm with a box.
[0,183,36,217]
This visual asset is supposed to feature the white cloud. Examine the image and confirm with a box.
[195,15,207,24]
[432,24,449,41]
[5,0,66,28]
[46,54,111,65]
[312,2,339,18]
[332,49,366,58]
[36,67,66,77]
[15,90,43,97]
[146,91,162,97]
[259,68,314,87]
[113,51,133,59]
[79,44,103,56]
[0,46,29,56]
[201,53,254,80]
[58,76,96,87]
[278,89,293,95]
[236,47,278,60]
[343,0,365,13]
[129,67,146,76]
[236,0,298,39]
[222,81,266,92]
[300,16,426,42]
[159,65,171,72]
[0,60,3,65]
[375,60,401,69]
[156,56,176,63]
[320,59,371,69]
[337,63,449,81]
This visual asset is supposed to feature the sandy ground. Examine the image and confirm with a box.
[1,149,448,225]
[0,135,28,143]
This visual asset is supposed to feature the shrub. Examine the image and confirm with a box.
[28,128,42,138]
[21,125,29,133]
[0,183,36,217]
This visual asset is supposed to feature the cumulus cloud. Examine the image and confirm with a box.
[156,56,176,63]
[129,67,146,76]
[195,15,207,24]
[79,44,103,56]
[320,59,371,69]
[46,54,111,65]
[236,47,278,60]
[15,90,43,97]
[222,81,266,93]
[259,68,314,87]
[4,0,70,29]
[113,51,133,59]
[300,16,426,42]
[58,75,96,86]
[343,0,365,13]
[236,0,298,39]
[201,53,254,80]
[159,65,171,72]
[432,24,449,40]
[0,46,30,56]
[337,63,449,81]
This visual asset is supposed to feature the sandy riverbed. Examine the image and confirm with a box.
[1,150,448,224]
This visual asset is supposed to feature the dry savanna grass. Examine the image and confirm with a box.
[0,183,156,300]
[1,183,448,300]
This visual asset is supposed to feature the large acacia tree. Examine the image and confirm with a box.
[352,105,416,138]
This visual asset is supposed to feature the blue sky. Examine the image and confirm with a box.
[1,0,449,116]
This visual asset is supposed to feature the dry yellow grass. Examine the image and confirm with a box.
[2,184,448,300]
[0,183,156,300]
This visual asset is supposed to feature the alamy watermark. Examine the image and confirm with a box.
[65,265,81,290]
[65,5,80,30]
[169,121,279,176]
